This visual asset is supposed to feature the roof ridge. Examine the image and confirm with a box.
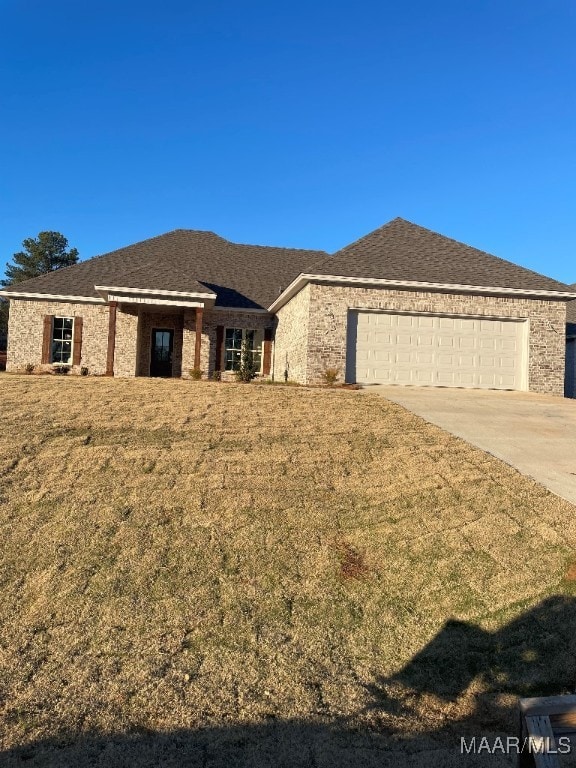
[89,229,325,261]
[233,241,328,255]
[86,229,222,261]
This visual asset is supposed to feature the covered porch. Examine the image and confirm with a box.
[97,285,212,379]
[99,285,274,379]
[134,306,204,378]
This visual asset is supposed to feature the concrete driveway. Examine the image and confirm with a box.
[371,386,576,506]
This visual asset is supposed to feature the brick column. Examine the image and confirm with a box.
[106,301,118,376]
[194,307,203,369]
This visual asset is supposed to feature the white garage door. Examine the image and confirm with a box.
[349,311,527,390]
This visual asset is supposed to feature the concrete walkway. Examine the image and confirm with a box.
[371,386,576,506]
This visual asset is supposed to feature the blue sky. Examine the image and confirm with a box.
[1,0,575,282]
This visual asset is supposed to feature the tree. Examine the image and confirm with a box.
[2,231,79,287]
[0,231,79,348]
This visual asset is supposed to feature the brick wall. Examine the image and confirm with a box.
[201,310,273,379]
[7,290,566,393]
[6,299,273,380]
[304,284,567,395]
[6,298,109,374]
[115,307,139,377]
[273,284,311,382]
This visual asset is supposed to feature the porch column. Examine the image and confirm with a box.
[106,301,118,376]
[194,307,203,370]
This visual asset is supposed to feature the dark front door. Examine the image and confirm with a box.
[150,329,174,377]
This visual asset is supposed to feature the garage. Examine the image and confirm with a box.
[347,310,528,390]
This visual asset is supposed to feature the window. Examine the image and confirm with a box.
[52,317,74,364]
[224,328,263,372]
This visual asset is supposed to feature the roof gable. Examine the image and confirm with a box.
[313,218,570,293]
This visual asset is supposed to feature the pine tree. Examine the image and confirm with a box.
[0,231,79,348]
[2,231,79,286]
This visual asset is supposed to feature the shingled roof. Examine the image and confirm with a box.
[2,219,572,311]
[3,230,327,310]
[312,218,571,293]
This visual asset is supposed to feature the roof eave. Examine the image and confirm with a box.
[94,285,217,301]
[0,290,105,304]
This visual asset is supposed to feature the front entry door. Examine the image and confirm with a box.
[150,329,174,377]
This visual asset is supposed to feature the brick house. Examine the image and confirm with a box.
[1,218,574,394]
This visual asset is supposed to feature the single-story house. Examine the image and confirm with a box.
[566,286,576,398]
[1,218,574,395]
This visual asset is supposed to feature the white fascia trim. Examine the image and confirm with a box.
[108,294,204,308]
[95,285,217,300]
[267,274,576,312]
[0,290,105,304]
[211,306,270,314]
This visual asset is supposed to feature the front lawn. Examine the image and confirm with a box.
[0,376,575,766]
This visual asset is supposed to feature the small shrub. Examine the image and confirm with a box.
[24,363,35,375]
[322,368,339,386]
[189,368,204,380]
[80,366,89,377]
[210,370,222,382]
[234,339,258,383]
[53,365,70,375]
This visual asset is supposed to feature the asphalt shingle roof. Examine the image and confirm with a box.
[3,219,572,310]
[6,230,327,310]
[314,218,571,293]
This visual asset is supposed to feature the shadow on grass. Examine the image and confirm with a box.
[2,596,576,767]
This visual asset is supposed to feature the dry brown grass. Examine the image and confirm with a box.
[0,375,575,766]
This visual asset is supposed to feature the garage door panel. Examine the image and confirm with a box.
[349,311,526,391]
[373,350,393,363]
